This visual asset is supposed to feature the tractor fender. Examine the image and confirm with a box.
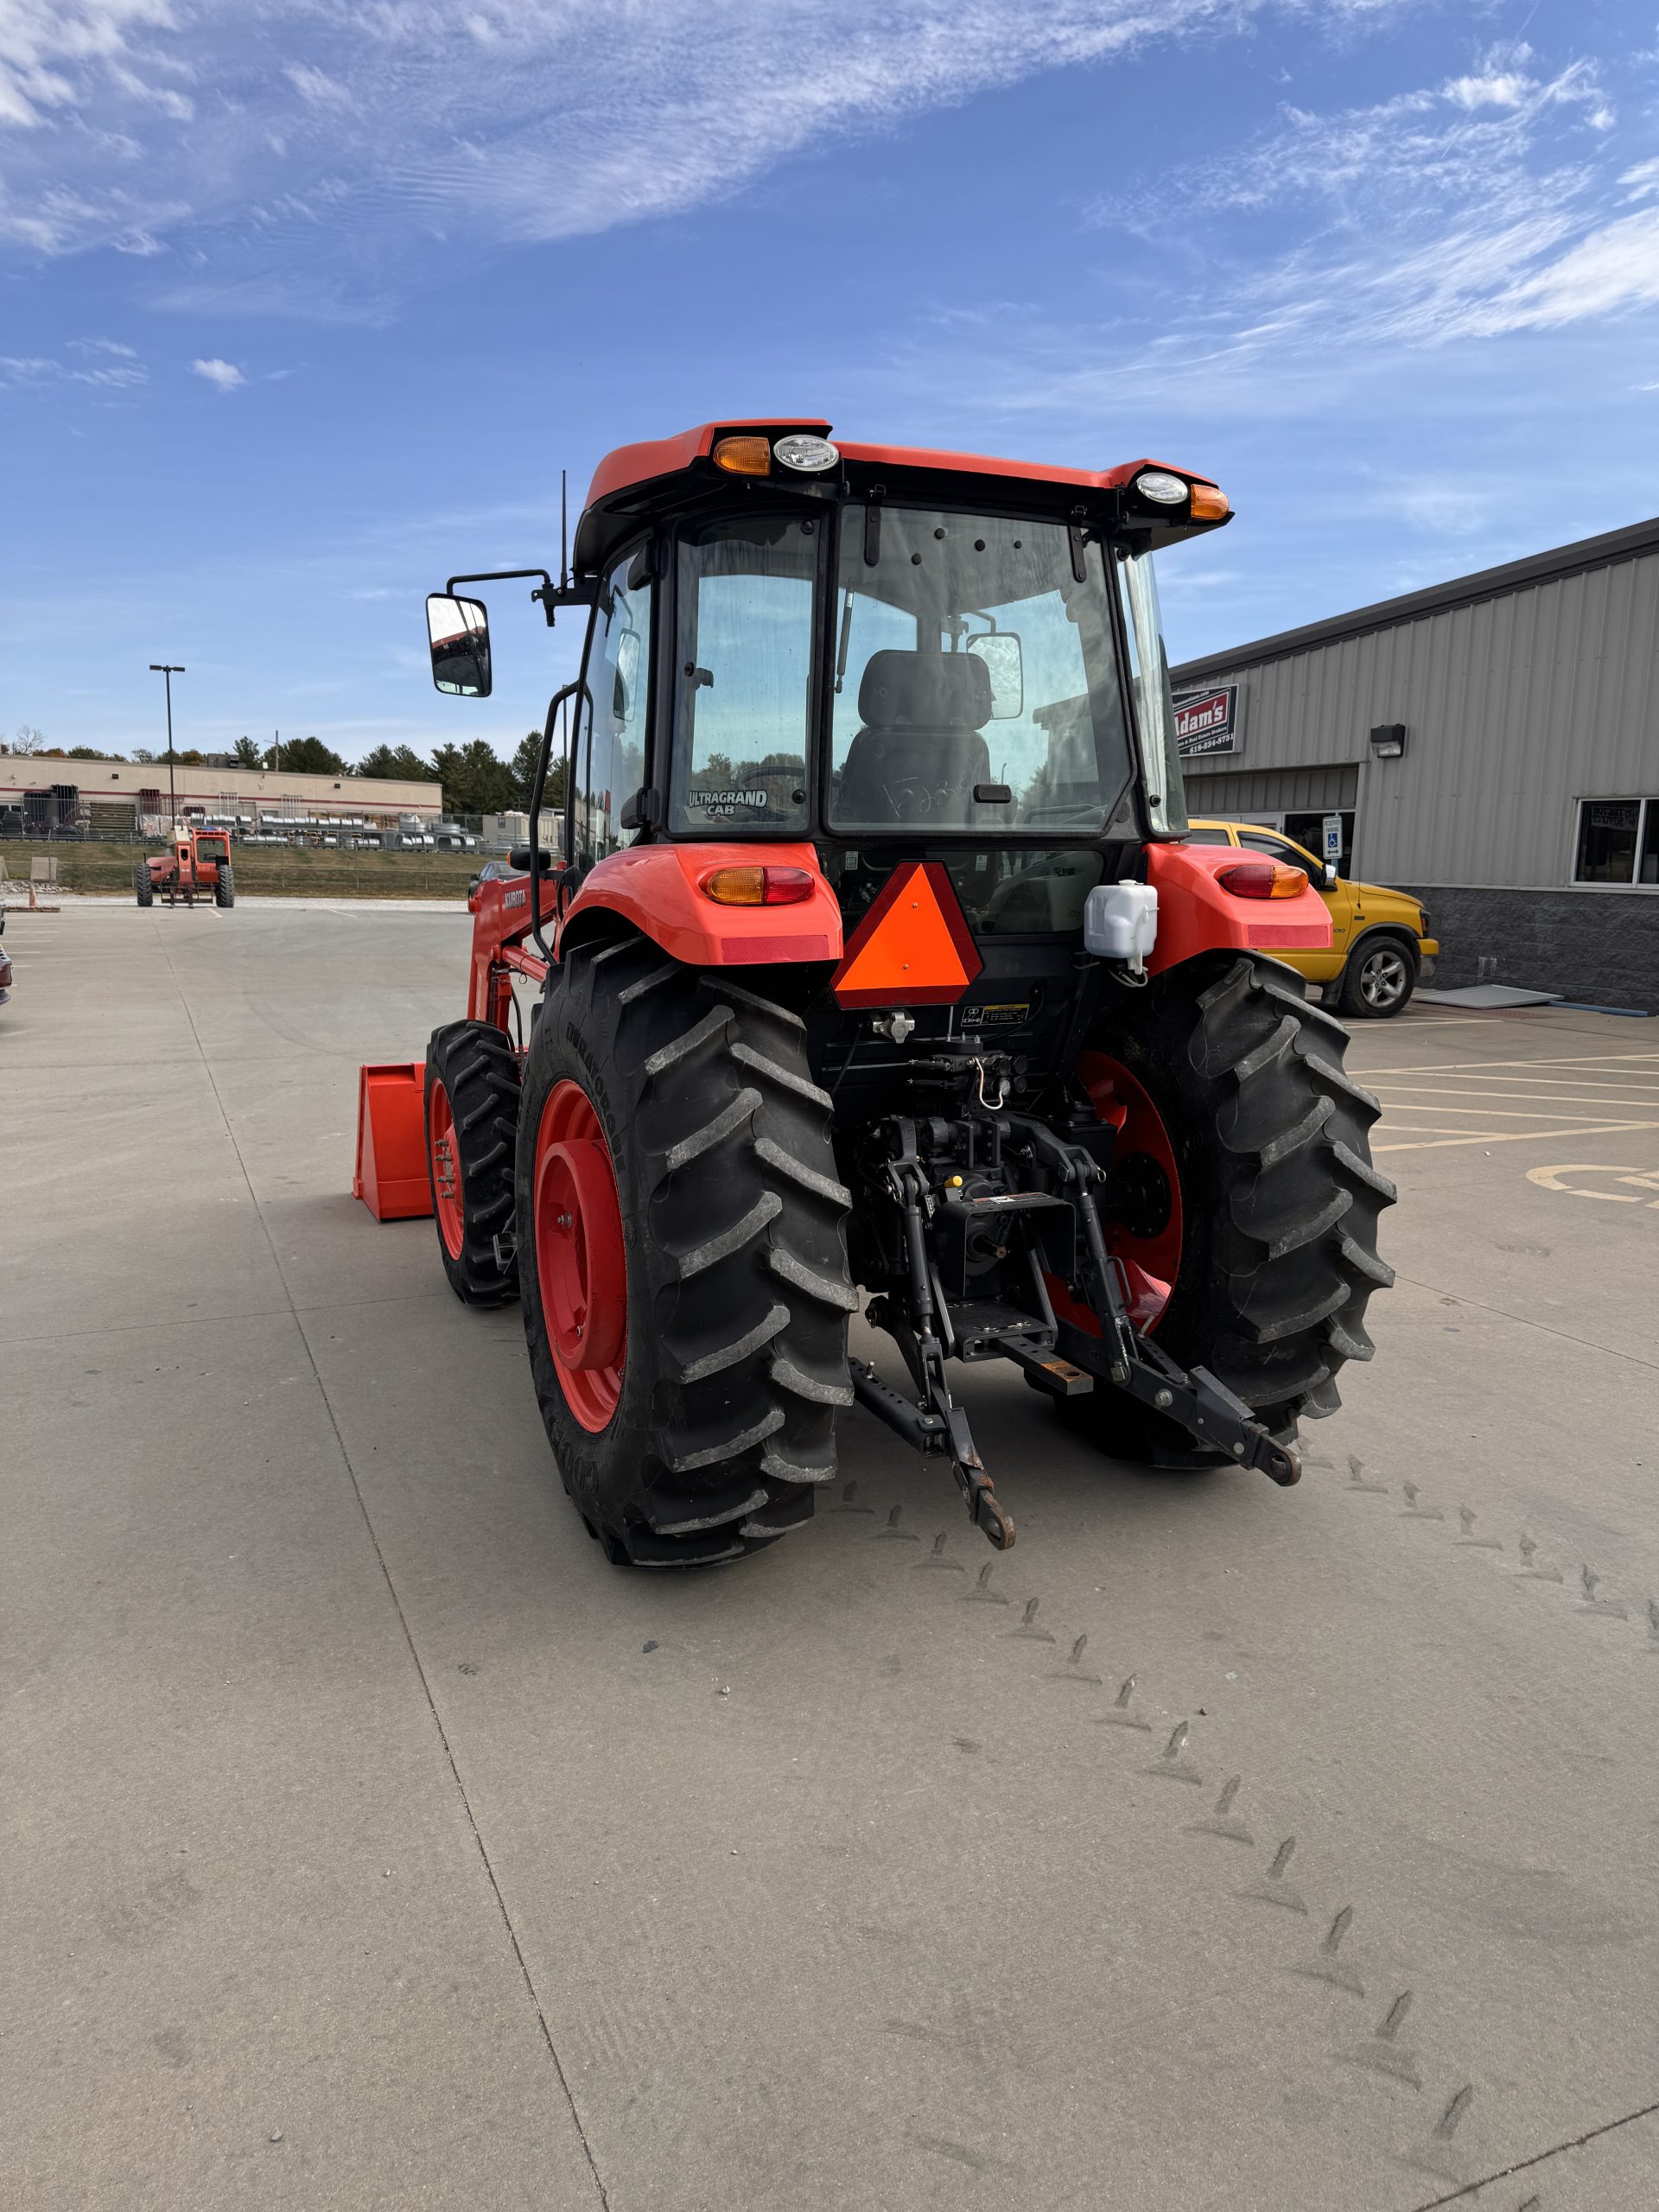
[1143,840,1332,976]
[557,843,843,968]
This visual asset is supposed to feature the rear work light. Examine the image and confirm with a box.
[712,435,772,476]
[773,433,839,473]
[1134,469,1187,505]
[1217,861,1308,900]
[700,864,815,906]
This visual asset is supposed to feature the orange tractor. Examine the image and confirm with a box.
[359,420,1393,1564]
[135,827,235,908]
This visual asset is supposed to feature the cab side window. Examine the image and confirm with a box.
[1184,826,1231,845]
[574,547,652,875]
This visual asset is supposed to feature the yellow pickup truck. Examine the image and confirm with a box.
[1187,820,1439,1017]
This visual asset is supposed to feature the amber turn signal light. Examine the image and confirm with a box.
[712,435,772,477]
[1189,482,1230,522]
[700,864,815,906]
[1217,861,1307,901]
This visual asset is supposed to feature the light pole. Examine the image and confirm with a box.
[149,664,185,827]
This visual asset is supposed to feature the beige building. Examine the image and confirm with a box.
[2,760,442,831]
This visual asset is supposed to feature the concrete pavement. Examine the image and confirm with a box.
[3,904,1656,2209]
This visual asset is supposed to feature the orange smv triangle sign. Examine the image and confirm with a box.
[831,860,983,1008]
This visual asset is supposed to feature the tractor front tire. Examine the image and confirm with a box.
[134,864,154,908]
[1068,953,1395,1461]
[214,862,236,909]
[517,934,854,1567]
[424,1020,521,1306]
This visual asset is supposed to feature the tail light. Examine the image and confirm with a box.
[1217,861,1308,900]
[700,864,815,906]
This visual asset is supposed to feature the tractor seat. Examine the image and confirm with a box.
[837,650,994,827]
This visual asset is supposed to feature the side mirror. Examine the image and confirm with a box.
[967,631,1024,718]
[1323,861,1338,889]
[427,594,492,697]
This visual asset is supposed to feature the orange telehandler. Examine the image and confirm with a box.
[136,826,235,908]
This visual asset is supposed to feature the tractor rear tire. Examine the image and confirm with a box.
[517,933,854,1567]
[1065,953,1395,1462]
[424,1020,521,1306]
[134,864,154,908]
[214,862,236,909]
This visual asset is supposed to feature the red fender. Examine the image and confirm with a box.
[1143,841,1332,975]
[556,843,842,968]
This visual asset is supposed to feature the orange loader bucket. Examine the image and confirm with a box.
[353,1062,434,1222]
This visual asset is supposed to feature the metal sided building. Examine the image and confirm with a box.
[1168,515,1659,1013]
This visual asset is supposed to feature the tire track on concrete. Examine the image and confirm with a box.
[837,1477,1641,2207]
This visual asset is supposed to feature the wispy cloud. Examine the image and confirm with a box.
[0,0,1406,298]
[1097,44,1611,229]
[190,355,244,389]
[1056,39,1659,392]
[0,1,181,130]
[1,340,146,387]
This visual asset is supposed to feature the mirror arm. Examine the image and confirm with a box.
[442,567,595,629]
[526,678,591,963]
[536,577,600,624]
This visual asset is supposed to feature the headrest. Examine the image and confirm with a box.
[857,649,993,730]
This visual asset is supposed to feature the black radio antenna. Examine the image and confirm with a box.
[559,468,569,590]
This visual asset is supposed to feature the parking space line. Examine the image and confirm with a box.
[1374,1073,1659,1094]
[1368,1100,1659,1120]
[1372,1073,1659,1095]
[1354,1050,1659,1077]
[1374,1119,1659,1153]
[1374,1096,1659,1113]
[1395,1059,1659,1077]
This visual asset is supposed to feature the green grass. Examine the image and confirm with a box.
[1,840,479,901]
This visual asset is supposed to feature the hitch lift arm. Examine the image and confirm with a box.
[854,1103,1298,1549]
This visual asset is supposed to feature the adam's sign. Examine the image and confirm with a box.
[1173,685,1241,758]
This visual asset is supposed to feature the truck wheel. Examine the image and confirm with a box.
[517,933,854,1567]
[214,861,236,909]
[1339,934,1416,1018]
[1060,953,1395,1462]
[134,864,154,908]
[424,1020,521,1306]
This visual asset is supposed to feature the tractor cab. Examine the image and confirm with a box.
[432,423,1211,889]
[401,422,1391,1569]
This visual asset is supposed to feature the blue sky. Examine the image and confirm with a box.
[3,0,1656,767]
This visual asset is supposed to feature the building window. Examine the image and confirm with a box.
[1574,798,1659,887]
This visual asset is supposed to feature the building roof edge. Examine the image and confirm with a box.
[1170,512,1659,686]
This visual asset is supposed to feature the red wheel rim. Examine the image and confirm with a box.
[533,1079,626,1433]
[1077,1052,1183,1331]
[429,1080,465,1262]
